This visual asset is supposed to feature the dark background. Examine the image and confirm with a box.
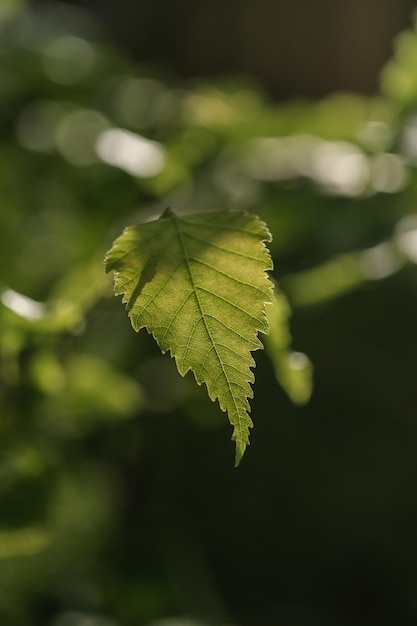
[33,0,417,96]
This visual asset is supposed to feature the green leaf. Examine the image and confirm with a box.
[105,209,273,465]
[264,288,313,406]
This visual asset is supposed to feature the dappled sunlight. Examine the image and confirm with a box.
[96,128,166,176]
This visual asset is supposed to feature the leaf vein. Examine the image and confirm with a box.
[131,260,185,328]
[190,257,269,294]
[183,231,265,262]
[204,314,260,346]
[174,219,244,429]
[197,286,263,323]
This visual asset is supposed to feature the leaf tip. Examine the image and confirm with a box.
[234,441,247,467]
[160,206,176,219]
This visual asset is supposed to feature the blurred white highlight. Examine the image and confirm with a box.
[96,129,165,177]
[287,351,310,370]
[395,215,417,263]
[401,116,417,161]
[1,289,45,321]
[360,243,400,280]
[247,136,371,196]
[312,141,370,196]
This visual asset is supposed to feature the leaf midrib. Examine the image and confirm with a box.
[173,215,243,438]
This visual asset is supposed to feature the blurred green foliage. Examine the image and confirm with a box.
[2,1,417,625]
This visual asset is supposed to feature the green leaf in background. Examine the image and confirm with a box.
[105,209,273,465]
[380,10,417,112]
[264,288,313,406]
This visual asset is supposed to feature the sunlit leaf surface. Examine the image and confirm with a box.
[105,209,273,464]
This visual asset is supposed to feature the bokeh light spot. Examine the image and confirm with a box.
[55,109,109,166]
[360,242,400,280]
[96,128,165,177]
[312,141,370,196]
[395,215,417,263]
[1,289,46,321]
[370,153,408,193]
[43,36,96,85]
